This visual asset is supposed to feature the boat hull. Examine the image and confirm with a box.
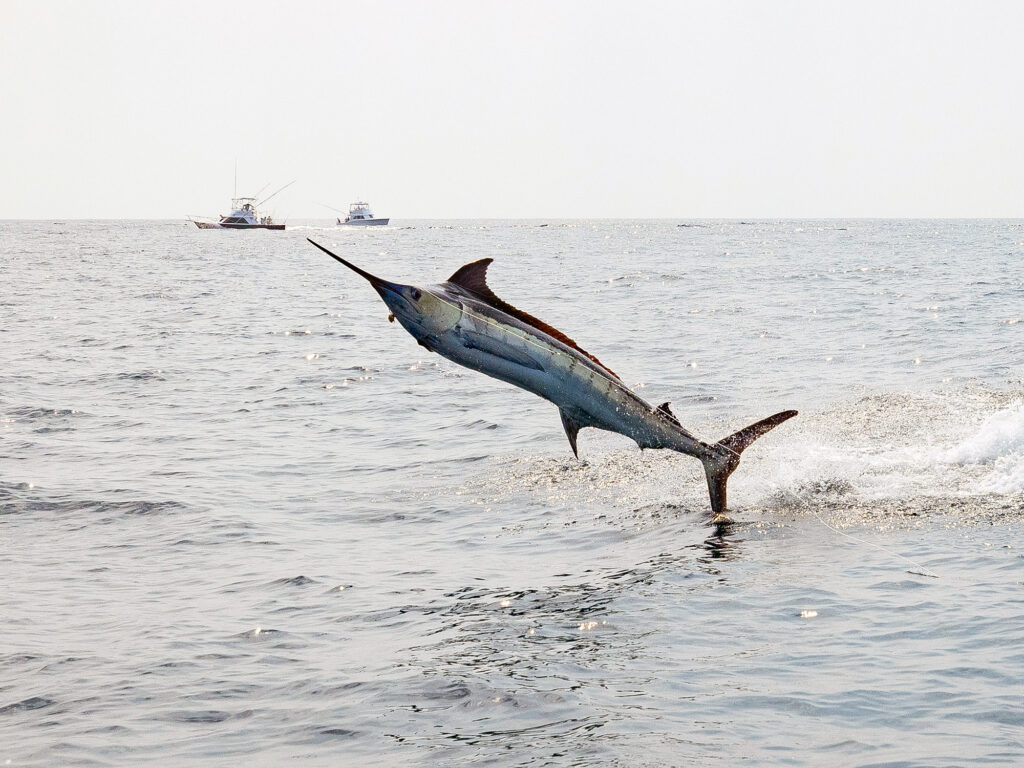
[193,221,285,230]
[337,218,389,226]
[220,222,286,230]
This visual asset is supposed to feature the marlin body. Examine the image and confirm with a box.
[309,238,796,517]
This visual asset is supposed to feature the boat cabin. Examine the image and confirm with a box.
[219,197,275,226]
[346,202,375,222]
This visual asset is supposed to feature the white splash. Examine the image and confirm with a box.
[739,393,1024,508]
[945,401,1024,493]
[945,401,1024,464]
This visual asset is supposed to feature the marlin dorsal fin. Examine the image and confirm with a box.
[445,259,620,380]
[447,258,495,297]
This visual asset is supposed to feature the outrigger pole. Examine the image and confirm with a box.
[257,180,296,208]
[252,182,271,200]
[316,201,347,214]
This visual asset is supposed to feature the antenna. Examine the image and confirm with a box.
[257,180,296,208]
[234,159,237,198]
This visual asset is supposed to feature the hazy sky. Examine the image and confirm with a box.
[3,1,1022,219]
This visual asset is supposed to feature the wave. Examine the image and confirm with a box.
[2,406,86,421]
[0,482,187,518]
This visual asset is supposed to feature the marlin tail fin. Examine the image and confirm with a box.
[702,410,797,516]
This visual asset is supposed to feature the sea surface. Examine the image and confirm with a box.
[1,219,1022,766]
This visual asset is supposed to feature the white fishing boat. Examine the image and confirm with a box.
[336,201,389,226]
[191,177,293,230]
[192,197,285,230]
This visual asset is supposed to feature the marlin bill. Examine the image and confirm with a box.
[308,239,796,518]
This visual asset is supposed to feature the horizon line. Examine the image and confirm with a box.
[3,215,1023,222]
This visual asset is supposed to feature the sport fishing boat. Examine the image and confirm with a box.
[192,198,285,230]
[191,178,294,230]
[336,201,389,226]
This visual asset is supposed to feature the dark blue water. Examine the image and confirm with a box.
[2,219,1022,765]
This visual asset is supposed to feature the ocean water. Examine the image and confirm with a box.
[1,219,1022,766]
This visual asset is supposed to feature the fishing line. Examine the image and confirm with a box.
[805,506,940,578]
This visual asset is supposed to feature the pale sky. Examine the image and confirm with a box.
[2,0,1022,219]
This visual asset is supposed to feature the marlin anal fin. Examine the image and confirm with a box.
[559,409,584,458]
[445,259,620,381]
[656,401,682,426]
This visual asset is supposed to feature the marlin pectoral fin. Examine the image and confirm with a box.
[461,331,542,370]
[559,409,584,458]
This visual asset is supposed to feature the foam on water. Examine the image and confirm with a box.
[724,388,1022,521]
[944,400,1024,493]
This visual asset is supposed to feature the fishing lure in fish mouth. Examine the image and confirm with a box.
[309,238,796,519]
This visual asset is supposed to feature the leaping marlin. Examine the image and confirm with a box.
[309,239,796,518]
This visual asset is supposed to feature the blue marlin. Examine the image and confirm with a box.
[309,239,796,518]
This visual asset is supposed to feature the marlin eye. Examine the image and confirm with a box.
[410,289,422,301]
